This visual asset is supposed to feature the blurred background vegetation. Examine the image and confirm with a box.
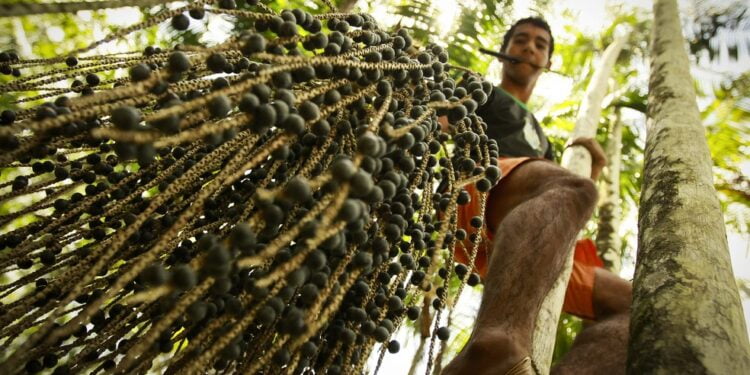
[1,0,747,373]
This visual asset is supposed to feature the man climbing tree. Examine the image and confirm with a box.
[440,17,632,374]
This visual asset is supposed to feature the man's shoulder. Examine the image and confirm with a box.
[487,85,513,104]
[477,85,526,121]
[478,86,509,110]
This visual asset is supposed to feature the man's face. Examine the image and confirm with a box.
[502,23,552,83]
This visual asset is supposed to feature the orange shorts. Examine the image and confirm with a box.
[454,157,604,320]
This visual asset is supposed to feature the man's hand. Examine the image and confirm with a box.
[566,137,608,181]
[438,115,450,133]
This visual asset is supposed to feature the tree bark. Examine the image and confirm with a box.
[596,108,623,273]
[532,33,628,373]
[627,0,750,373]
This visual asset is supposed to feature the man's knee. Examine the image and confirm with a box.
[486,161,598,226]
[543,173,598,217]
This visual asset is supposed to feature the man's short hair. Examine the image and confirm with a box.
[500,17,555,58]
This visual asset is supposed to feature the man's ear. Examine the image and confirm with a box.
[545,59,552,69]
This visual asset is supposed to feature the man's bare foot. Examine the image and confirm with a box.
[442,331,529,375]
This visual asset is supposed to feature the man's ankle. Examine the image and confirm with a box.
[467,330,528,359]
[443,330,528,374]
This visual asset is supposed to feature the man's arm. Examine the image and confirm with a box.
[566,137,607,181]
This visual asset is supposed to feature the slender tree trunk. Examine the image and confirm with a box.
[432,333,446,375]
[337,0,358,13]
[11,18,32,58]
[431,308,455,375]
[627,0,750,373]
[596,108,624,273]
[407,335,427,375]
[532,33,628,373]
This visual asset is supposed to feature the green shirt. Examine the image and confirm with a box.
[475,86,555,161]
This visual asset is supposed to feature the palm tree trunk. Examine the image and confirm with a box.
[431,310,454,375]
[627,0,750,373]
[596,108,623,273]
[532,33,627,373]
[407,335,427,375]
[337,0,358,13]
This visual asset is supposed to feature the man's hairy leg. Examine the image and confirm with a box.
[551,268,632,375]
[443,161,598,374]
[591,268,632,320]
[550,313,629,375]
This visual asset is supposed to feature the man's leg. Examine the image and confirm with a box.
[551,268,632,375]
[591,268,632,319]
[550,313,629,375]
[443,160,598,374]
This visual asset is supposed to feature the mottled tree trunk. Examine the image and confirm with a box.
[628,0,750,373]
[533,33,628,373]
[596,109,623,273]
